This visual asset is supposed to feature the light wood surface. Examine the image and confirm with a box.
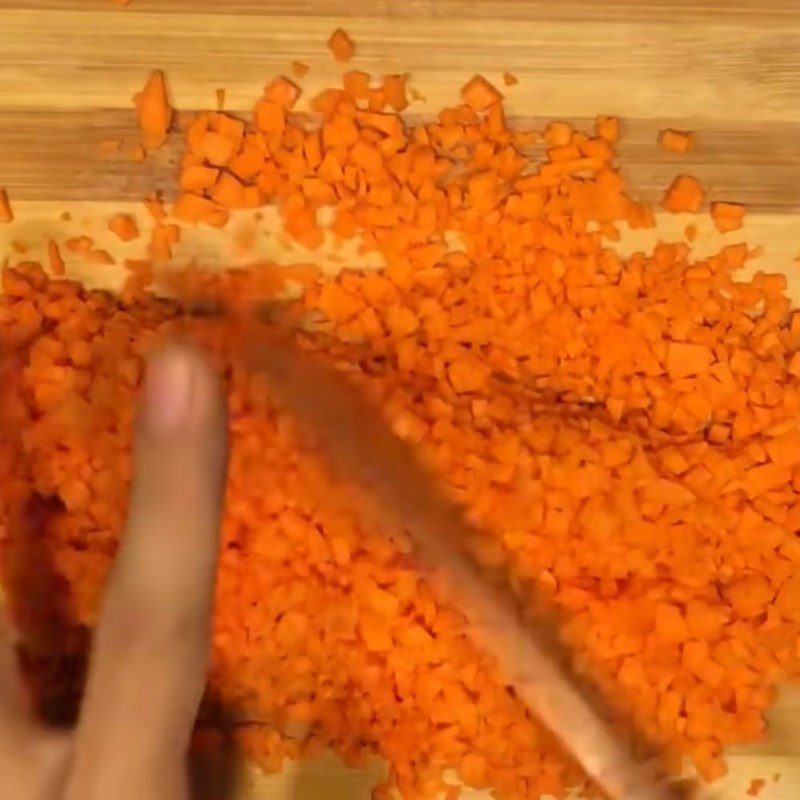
[1,1,800,798]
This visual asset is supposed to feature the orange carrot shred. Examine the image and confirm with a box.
[143,192,167,222]
[132,69,173,151]
[383,74,409,111]
[65,235,93,253]
[460,75,504,112]
[502,72,518,87]
[710,201,745,233]
[46,240,65,276]
[149,223,180,261]
[108,213,140,242]
[595,116,619,143]
[85,249,116,265]
[343,70,371,100]
[662,174,704,213]
[659,129,695,154]
[0,188,13,223]
[264,76,302,109]
[291,60,310,78]
[327,28,355,63]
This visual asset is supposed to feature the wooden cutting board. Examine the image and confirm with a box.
[2,1,800,798]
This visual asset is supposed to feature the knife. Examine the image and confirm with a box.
[219,317,690,800]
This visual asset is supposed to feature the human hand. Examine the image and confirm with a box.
[1,344,228,800]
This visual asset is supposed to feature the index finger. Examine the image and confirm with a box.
[68,344,228,798]
[0,610,36,756]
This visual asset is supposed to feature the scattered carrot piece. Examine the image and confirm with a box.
[108,213,140,242]
[710,201,745,233]
[65,236,93,253]
[659,128,695,154]
[502,72,518,87]
[85,249,116,266]
[0,189,13,223]
[215,88,226,110]
[595,115,619,143]
[46,240,65,276]
[545,121,572,147]
[143,192,167,222]
[327,28,355,63]
[342,70,370,100]
[291,60,310,78]
[149,223,180,261]
[460,75,503,111]
[383,74,409,112]
[747,778,766,797]
[662,174,704,213]
[133,69,173,151]
[264,76,302,109]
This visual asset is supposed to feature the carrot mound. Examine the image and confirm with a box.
[2,65,800,800]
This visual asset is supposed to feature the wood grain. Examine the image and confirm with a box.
[1,1,800,798]
[1,7,799,124]
[2,110,800,212]
[3,0,800,24]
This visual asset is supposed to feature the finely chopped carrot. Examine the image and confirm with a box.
[327,28,355,62]
[461,74,504,111]
[133,70,172,151]
[659,129,695,154]
[46,239,65,276]
[291,60,310,78]
[710,201,746,233]
[0,188,12,223]
[108,213,140,242]
[1,58,799,800]
[662,174,704,213]
[65,235,93,253]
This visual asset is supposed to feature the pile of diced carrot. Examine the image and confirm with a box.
[0,32,797,800]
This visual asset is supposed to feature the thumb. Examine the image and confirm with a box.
[70,343,228,798]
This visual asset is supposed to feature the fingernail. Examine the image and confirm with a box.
[142,347,195,435]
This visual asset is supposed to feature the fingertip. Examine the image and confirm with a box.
[140,343,226,440]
